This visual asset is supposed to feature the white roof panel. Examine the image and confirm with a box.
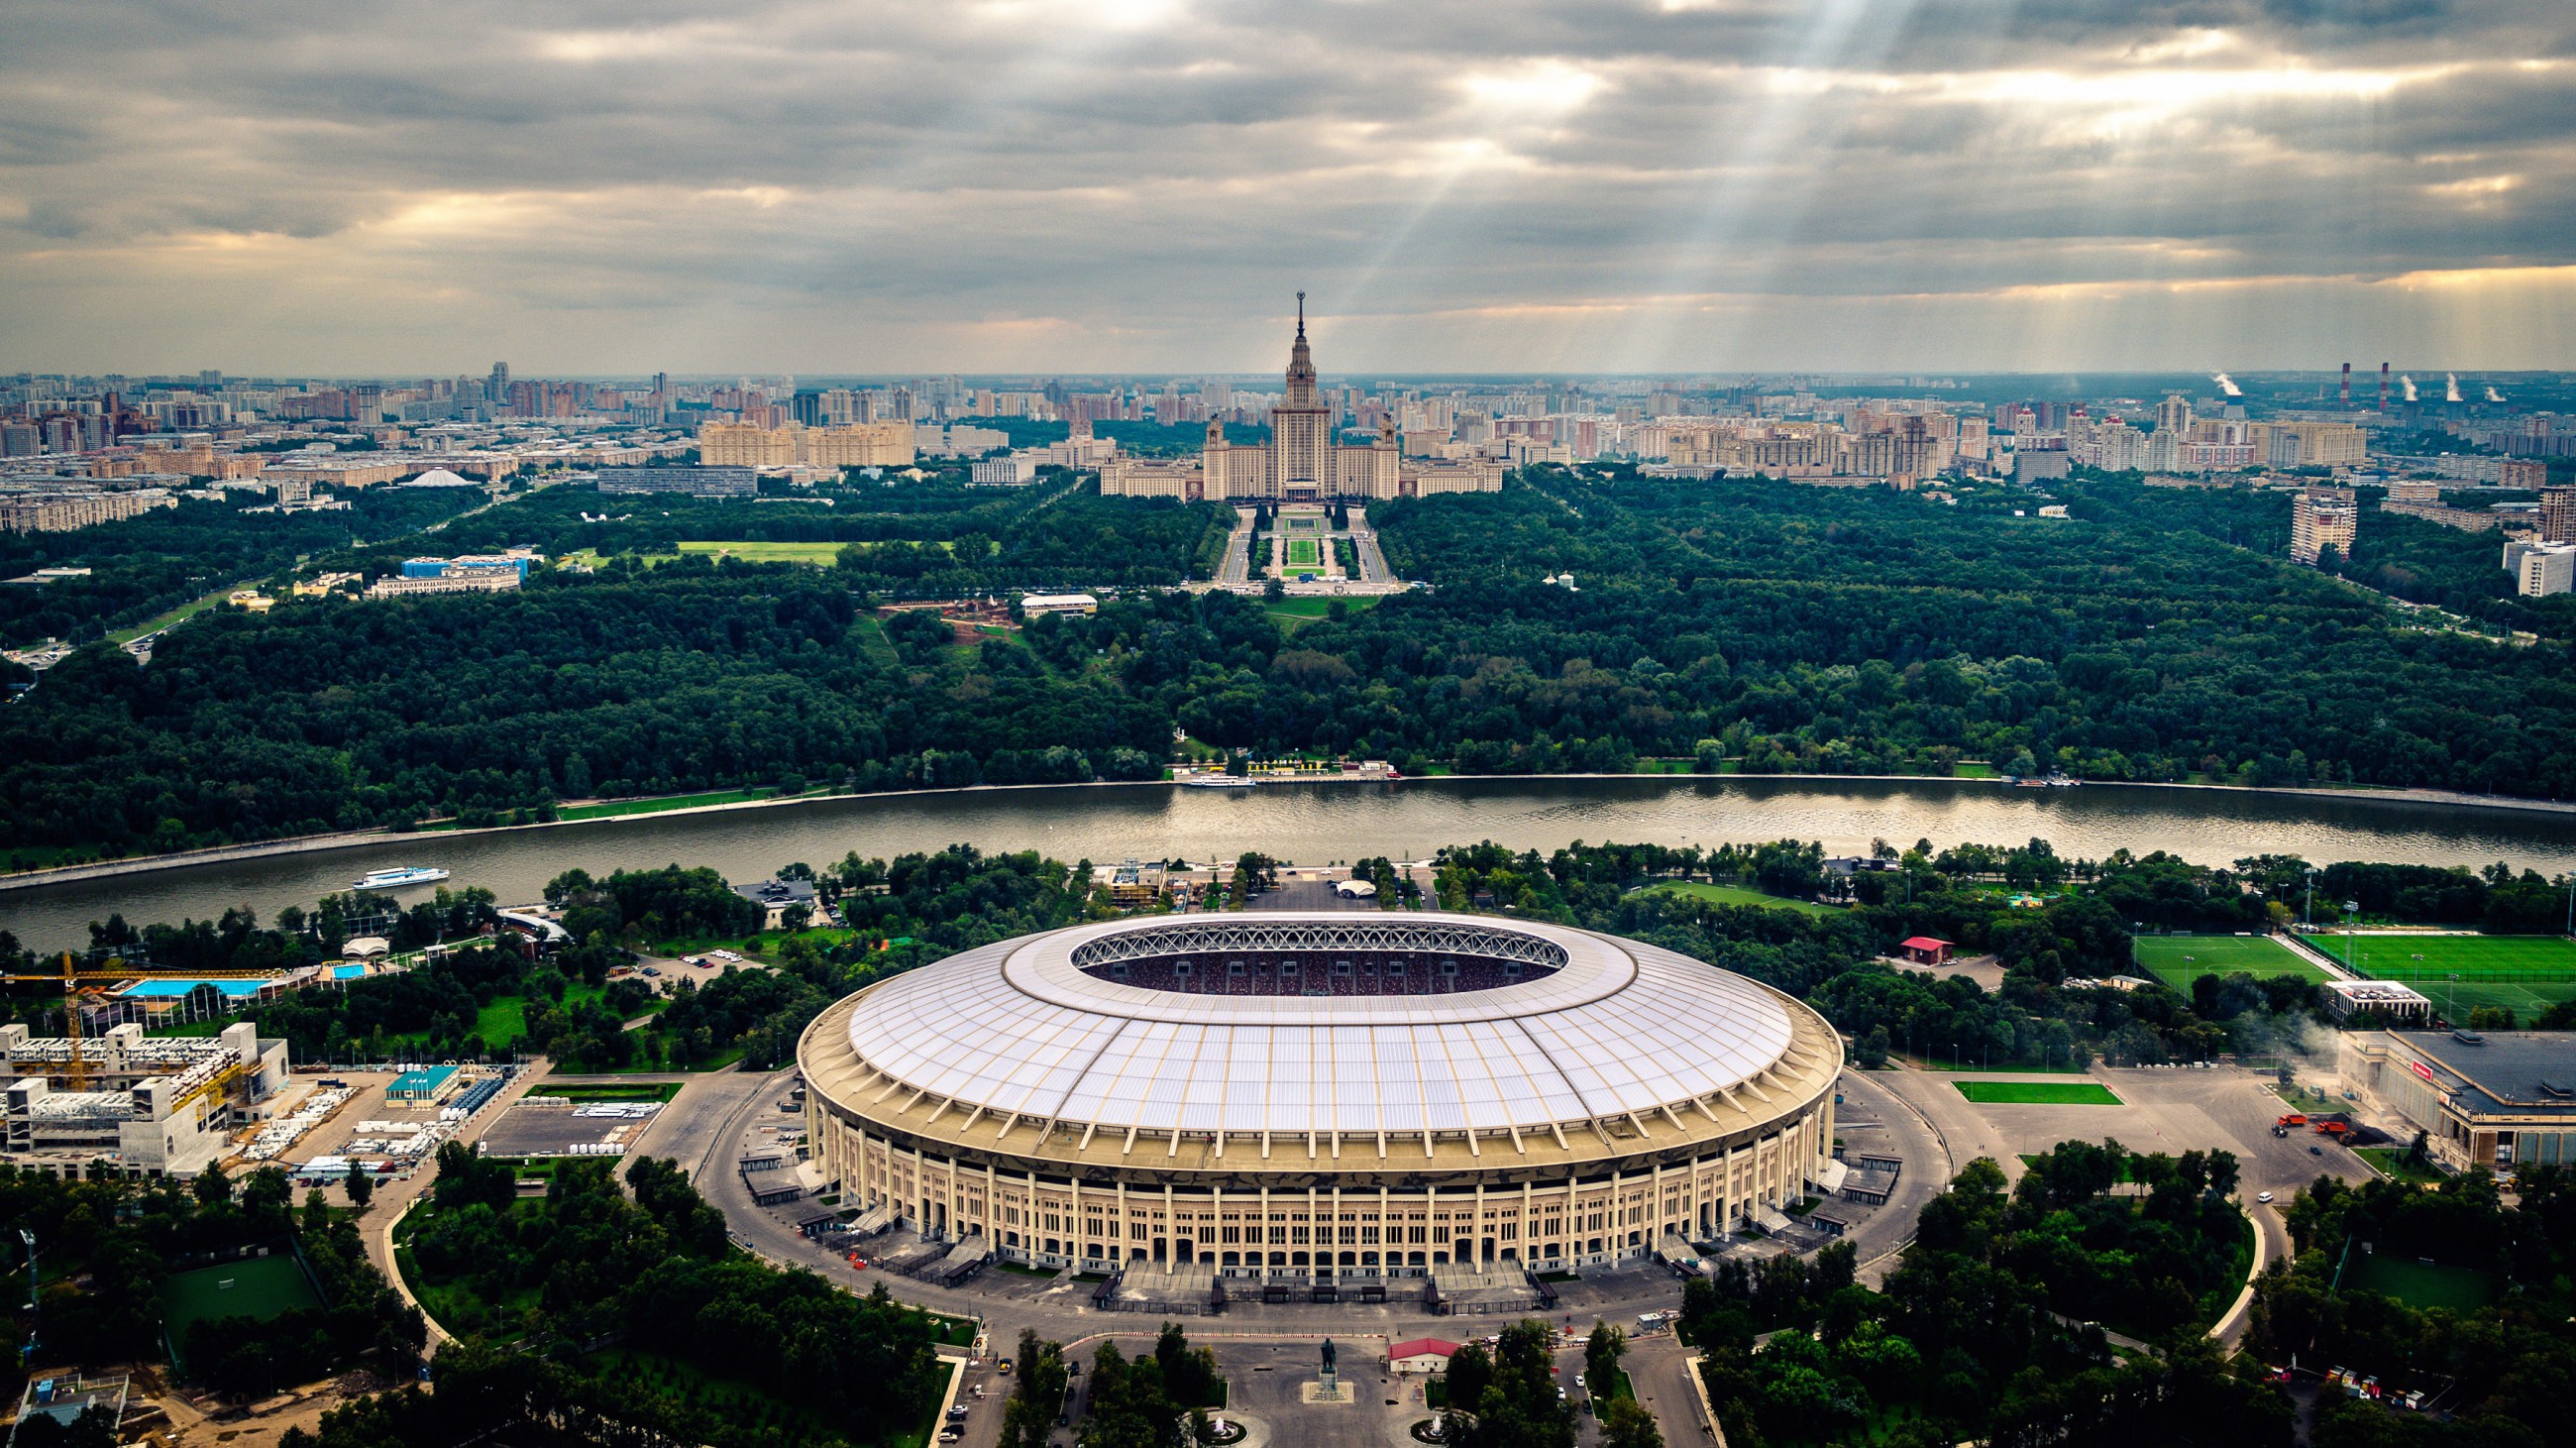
[843,914,1802,1136]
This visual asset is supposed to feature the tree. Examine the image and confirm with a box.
[1600,1396,1664,1448]
[1584,1322,1626,1401]
[344,1161,374,1211]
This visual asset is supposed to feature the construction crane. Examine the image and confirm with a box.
[0,953,277,1092]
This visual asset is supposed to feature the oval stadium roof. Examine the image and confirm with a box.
[842,913,1804,1138]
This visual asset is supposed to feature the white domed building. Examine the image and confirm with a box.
[799,913,1842,1279]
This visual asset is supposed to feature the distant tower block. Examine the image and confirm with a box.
[2379,363,2391,411]
[2340,363,2351,407]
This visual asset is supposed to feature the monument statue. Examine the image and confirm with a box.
[1322,1338,1338,1376]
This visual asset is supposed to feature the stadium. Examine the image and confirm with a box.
[799,913,1843,1280]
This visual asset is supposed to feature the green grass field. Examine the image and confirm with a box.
[162,1255,322,1344]
[2343,1254,2499,1310]
[1286,537,1322,567]
[2314,933,2576,1020]
[1954,1080,2124,1106]
[1633,880,1839,918]
[2132,935,2335,992]
[674,540,848,565]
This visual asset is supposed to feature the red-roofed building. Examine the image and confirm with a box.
[1390,1339,1460,1374]
[1897,937,1954,966]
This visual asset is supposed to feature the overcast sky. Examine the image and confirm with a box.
[4,0,2572,376]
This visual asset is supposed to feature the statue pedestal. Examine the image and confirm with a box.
[1301,1380,1354,1405]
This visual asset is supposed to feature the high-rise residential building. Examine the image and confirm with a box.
[2506,540,2574,597]
[805,423,915,469]
[2154,393,2192,437]
[2500,458,2549,490]
[698,421,799,467]
[2257,421,2368,468]
[2537,487,2574,544]
[2291,486,2359,565]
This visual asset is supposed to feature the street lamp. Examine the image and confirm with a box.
[2304,866,2317,931]
[2342,901,2359,971]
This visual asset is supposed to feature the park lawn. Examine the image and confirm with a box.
[1632,880,1838,918]
[108,579,242,646]
[2354,1147,2446,1184]
[1954,1080,2124,1106]
[555,787,780,823]
[1263,595,1381,620]
[2132,935,2334,993]
[2343,1254,2500,1311]
[849,613,902,667]
[673,540,847,566]
[1286,538,1322,566]
[466,980,619,1045]
[528,1080,684,1104]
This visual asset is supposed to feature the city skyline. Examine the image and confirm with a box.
[4,0,2572,376]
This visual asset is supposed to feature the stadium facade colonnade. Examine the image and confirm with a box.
[798,914,1843,1277]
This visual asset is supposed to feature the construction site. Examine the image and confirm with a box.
[0,1021,290,1175]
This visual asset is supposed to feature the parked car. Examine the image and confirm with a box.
[2256,1191,2275,1204]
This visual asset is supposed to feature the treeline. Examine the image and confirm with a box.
[1693,1144,2278,1448]
[305,1151,942,1448]
[22,467,2576,862]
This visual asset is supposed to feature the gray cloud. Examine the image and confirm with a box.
[0,0,2570,373]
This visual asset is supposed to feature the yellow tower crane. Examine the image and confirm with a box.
[0,953,279,1091]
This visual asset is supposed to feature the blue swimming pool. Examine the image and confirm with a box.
[117,978,264,999]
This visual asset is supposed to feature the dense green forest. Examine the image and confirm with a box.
[1688,1143,2280,1448]
[0,489,476,647]
[11,467,2576,865]
[299,1150,943,1448]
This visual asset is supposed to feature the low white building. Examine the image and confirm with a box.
[1019,593,1098,618]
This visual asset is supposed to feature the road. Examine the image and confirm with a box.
[360,1060,551,1349]
[1873,1060,2374,1346]
[1218,506,1256,586]
[1347,506,1393,585]
[634,1056,2346,1443]
[1825,1071,1949,1285]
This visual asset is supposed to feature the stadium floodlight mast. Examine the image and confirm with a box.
[2343,901,2359,971]
[2304,866,2318,929]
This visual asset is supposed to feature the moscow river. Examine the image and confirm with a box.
[6,775,2576,952]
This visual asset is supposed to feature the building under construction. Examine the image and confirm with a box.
[0,1022,289,1176]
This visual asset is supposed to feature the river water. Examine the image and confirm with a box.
[5,777,2574,953]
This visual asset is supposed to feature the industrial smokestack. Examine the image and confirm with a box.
[2379,362,2390,410]
[2339,363,2351,407]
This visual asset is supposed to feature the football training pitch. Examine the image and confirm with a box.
[2133,935,2334,992]
[1954,1080,2123,1106]
[2313,933,2576,1018]
[163,1255,323,1347]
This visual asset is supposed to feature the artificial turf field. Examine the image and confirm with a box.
[2315,933,2576,1019]
[163,1255,322,1345]
[2132,935,2334,992]
[1953,1080,2124,1106]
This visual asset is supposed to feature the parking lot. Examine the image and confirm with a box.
[475,1094,662,1158]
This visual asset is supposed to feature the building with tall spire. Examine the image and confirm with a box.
[1101,296,1502,502]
